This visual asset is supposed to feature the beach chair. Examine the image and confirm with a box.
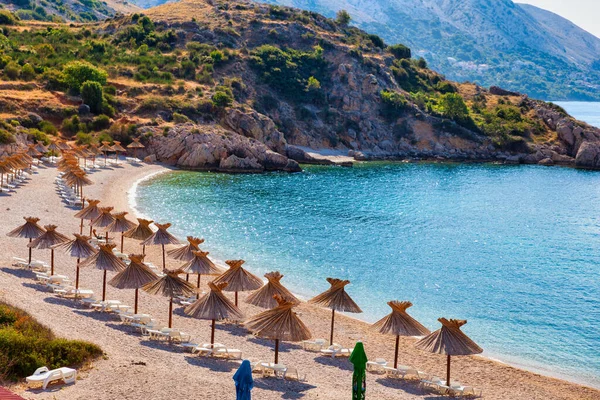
[283,367,307,382]
[451,384,482,398]
[366,358,387,373]
[148,328,172,340]
[214,347,243,360]
[26,366,77,390]
[385,364,420,379]
[302,338,326,351]
[420,375,450,394]
[320,344,353,358]
[192,343,225,356]
[11,257,28,268]
[168,330,192,343]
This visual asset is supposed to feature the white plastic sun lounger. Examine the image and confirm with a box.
[320,344,353,358]
[26,366,77,389]
[302,338,326,351]
[283,367,307,382]
[366,358,387,373]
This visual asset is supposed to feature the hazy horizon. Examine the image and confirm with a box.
[516,0,600,38]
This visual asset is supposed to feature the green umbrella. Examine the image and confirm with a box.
[349,342,367,400]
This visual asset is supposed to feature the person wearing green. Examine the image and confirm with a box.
[349,341,367,400]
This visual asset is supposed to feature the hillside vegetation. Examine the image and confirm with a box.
[0,0,599,171]
[0,0,139,22]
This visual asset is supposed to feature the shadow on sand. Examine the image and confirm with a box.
[184,355,238,373]
[248,336,302,353]
[253,377,317,399]
[313,356,353,371]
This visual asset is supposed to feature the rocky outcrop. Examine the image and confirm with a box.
[575,142,600,169]
[223,109,287,154]
[143,123,300,173]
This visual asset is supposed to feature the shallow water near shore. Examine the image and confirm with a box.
[136,161,600,388]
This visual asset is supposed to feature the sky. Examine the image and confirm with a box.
[516,0,600,38]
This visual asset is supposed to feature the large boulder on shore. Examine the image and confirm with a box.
[223,109,287,154]
[141,123,301,173]
[575,141,600,169]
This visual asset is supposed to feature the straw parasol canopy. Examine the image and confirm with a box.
[98,141,113,166]
[34,141,48,154]
[107,212,137,252]
[184,281,244,345]
[246,271,300,309]
[141,222,180,271]
[64,171,92,208]
[415,318,483,386]
[0,161,11,192]
[213,260,263,306]
[245,295,311,364]
[111,141,127,163]
[80,243,127,301]
[91,207,115,241]
[54,234,96,290]
[109,254,158,314]
[309,278,362,345]
[28,225,70,275]
[124,218,154,255]
[75,199,101,235]
[7,217,45,264]
[167,236,204,262]
[142,270,196,328]
[372,301,430,369]
[179,250,224,291]
[127,138,145,159]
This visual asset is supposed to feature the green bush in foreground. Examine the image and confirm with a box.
[0,302,102,380]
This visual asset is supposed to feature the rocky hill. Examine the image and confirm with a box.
[1,0,600,172]
[0,0,139,22]
[259,0,600,101]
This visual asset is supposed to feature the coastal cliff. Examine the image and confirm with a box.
[1,0,600,171]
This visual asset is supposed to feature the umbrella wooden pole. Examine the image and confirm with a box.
[28,238,32,264]
[102,270,107,301]
[446,355,451,386]
[134,288,139,314]
[120,233,124,253]
[51,249,55,275]
[330,309,336,346]
[80,219,84,235]
[75,258,80,289]
[168,297,173,328]
[394,335,400,369]
[235,291,239,306]
[161,245,166,271]
[211,319,215,344]
[196,274,201,299]
[142,245,146,255]
[186,274,189,282]
[89,225,93,237]
[274,339,279,364]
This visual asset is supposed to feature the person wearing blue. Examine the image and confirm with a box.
[233,359,254,400]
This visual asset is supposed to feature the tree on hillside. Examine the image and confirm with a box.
[336,10,351,26]
[81,81,103,113]
[62,61,107,93]
[437,93,469,122]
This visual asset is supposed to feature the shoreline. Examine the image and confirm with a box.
[129,165,599,391]
[1,161,598,399]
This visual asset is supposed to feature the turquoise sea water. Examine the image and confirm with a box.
[555,101,600,128]
[136,103,600,387]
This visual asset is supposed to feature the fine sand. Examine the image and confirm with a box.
[0,161,598,400]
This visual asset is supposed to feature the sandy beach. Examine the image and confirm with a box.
[0,161,598,400]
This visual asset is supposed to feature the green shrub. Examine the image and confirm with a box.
[4,62,20,80]
[211,90,233,108]
[38,121,57,135]
[380,90,408,119]
[62,61,107,93]
[0,130,15,144]
[435,81,456,94]
[81,81,103,113]
[20,63,35,81]
[336,10,351,26]
[61,115,80,136]
[0,11,17,25]
[42,69,67,91]
[436,93,469,122]
[91,114,110,131]
[27,129,49,145]
[75,132,93,145]
[172,112,190,123]
[367,34,385,49]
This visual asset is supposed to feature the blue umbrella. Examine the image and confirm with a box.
[233,360,254,400]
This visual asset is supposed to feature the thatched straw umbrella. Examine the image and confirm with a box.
[167,236,203,262]
[309,278,362,345]
[64,171,92,208]
[91,207,115,242]
[127,138,145,159]
[142,270,196,328]
[57,140,71,151]
[111,141,127,163]
[213,260,263,306]
[89,143,101,166]
[184,281,243,345]
[75,199,101,235]
[179,250,224,292]
[0,161,11,193]
[167,236,203,282]
[246,271,300,309]
[47,139,61,162]
[26,144,42,164]
[245,295,311,364]
[98,141,113,167]
[372,301,430,369]
[34,141,48,154]
[54,234,96,290]
[141,222,180,271]
[28,225,70,275]
[415,318,483,386]
[7,217,45,264]
[109,254,158,314]
[80,243,127,301]
[124,218,154,255]
[107,212,137,253]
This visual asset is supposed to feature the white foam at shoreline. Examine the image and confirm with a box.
[128,169,171,221]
